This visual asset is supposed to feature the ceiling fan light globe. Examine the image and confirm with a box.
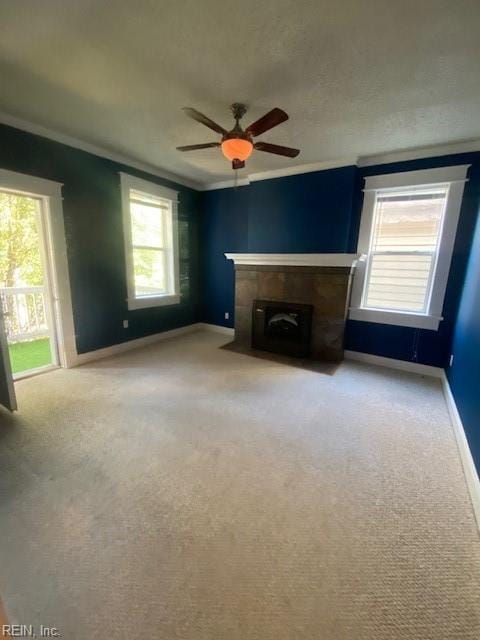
[221,138,253,162]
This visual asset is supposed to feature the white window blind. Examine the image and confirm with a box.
[362,187,449,313]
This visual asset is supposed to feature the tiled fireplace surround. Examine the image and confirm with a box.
[225,254,362,361]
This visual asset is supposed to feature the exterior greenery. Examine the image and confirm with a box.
[1,193,51,374]
[8,338,52,374]
[0,192,43,288]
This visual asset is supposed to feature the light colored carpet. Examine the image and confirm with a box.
[0,330,479,639]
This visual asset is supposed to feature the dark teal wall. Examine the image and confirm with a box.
[447,198,480,474]
[201,153,480,368]
[0,124,201,354]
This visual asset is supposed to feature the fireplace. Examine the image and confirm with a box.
[225,253,363,362]
[252,300,313,358]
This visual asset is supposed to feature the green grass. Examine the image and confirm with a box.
[8,337,52,374]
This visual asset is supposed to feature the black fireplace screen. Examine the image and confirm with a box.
[252,300,313,358]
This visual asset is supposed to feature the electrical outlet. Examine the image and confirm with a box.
[224,312,229,320]
[449,354,454,367]
[123,319,129,329]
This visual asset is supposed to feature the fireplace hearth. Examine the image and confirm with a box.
[252,300,313,358]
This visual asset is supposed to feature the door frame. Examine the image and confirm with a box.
[36,198,60,371]
[0,168,77,369]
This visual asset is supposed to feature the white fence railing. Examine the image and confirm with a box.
[0,286,49,342]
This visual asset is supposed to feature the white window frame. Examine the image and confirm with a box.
[120,173,180,311]
[349,165,470,330]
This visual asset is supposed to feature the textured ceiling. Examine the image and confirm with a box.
[0,0,479,186]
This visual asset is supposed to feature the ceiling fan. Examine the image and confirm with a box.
[177,103,300,169]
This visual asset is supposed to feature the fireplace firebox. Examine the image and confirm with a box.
[252,299,313,358]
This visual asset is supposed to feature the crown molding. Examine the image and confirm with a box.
[203,177,251,191]
[358,139,480,167]
[202,157,357,191]
[248,157,357,182]
[0,111,202,191]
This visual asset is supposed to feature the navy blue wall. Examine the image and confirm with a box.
[0,124,202,354]
[201,186,249,327]
[201,153,480,368]
[247,168,357,252]
[201,166,357,326]
[447,202,480,473]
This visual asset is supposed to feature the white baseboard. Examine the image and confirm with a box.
[441,372,480,531]
[197,322,235,336]
[337,350,480,531]
[71,323,202,366]
[70,322,234,367]
[344,350,443,378]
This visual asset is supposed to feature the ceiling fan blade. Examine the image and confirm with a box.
[176,143,220,151]
[182,107,227,135]
[254,141,300,158]
[246,108,289,137]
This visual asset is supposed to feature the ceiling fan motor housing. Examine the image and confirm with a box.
[221,104,253,167]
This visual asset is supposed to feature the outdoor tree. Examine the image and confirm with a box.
[0,193,43,288]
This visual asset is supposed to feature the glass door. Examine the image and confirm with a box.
[0,190,59,378]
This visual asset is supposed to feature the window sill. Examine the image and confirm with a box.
[348,307,442,330]
[127,294,180,311]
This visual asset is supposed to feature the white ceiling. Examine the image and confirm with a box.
[1,0,479,187]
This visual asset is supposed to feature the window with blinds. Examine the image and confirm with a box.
[362,187,449,314]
